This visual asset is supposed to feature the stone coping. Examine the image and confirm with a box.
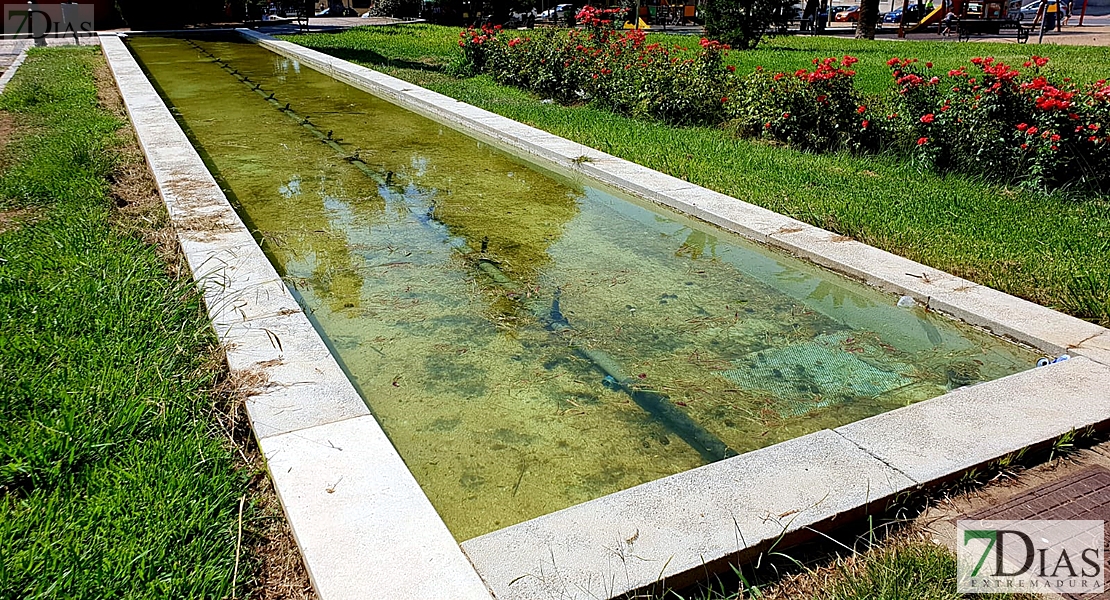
[98,33,493,600]
[106,28,1110,600]
[0,47,28,93]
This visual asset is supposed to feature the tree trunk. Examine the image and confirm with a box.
[856,0,879,38]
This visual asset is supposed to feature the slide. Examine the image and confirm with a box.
[907,4,946,31]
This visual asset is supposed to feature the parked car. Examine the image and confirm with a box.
[314,6,357,16]
[1015,0,1043,19]
[882,3,926,22]
[537,3,574,21]
[834,5,860,21]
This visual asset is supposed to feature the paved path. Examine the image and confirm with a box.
[257,16,418,35]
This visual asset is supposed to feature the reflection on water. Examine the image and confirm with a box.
[129,35,1037,540]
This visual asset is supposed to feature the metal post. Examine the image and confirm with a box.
[898,0,909,37]
[1037,0,1047,42]
[1078,0,1088,24]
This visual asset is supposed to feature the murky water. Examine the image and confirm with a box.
[128,35,1037,540]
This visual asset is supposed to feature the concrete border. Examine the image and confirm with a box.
[98,33,494,600]
[0,47,29,93]
[108,28,1110,600]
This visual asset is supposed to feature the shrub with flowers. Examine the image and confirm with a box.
[730,55,888,153]
[457,29,1110,193]
[888,54,1110,191]
[459,24,735,124]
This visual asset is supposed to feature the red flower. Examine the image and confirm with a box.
[1016,123,1029,131]
[816,95,828,103]
[773,73,784,81]
[861,119,869,128]
[887,57,900,67]
[1050,134,1061,142]
[782,112,791,119]
[764,122,771,129]
[1021,143,1029,149]
[917,137,929,145]
[1033,56,1049,67]
[857,105,867,114]
[925,62,933,68]
[1090,124,1101,131]
[920,114,935,124]
[721,96,728,103]
[727,65,736,72]
[1089,136,1098,143]
[1027,126,1038,135]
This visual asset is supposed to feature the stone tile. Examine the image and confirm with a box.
[261,416,493,600]
[659,186,804,244]
[219,312,371,439]
[581,157,700,199]
[836,357,1110,485]
[462,430,915,600]
[767,225,970,302]
[1073,333,1110,367]
[926,283,1106,354]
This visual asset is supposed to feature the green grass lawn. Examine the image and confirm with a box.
[0,48,249,598]
[287,25,1110,327]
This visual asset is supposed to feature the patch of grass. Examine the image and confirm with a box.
[664,528,1037,600]
[0,48,249,598]
[286,26,1110,325]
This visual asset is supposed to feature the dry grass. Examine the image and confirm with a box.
[94,53,316,600]
[213,367,316,600]
[0,206,37,234]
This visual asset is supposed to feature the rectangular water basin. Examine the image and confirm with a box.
[126,34,1037,542]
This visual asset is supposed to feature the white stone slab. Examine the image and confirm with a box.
[768,225,970,299]
[836,356,1110,484]
[262,416,493,600]
[461,429,915,600]
[925,282,1106,354]
[0,47,28,94]
[1072,332,1110,367]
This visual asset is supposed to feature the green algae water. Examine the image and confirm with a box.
[128,34,1037,540]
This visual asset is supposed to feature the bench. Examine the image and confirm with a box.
[956,18,1028,42]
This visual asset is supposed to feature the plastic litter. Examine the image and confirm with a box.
[1036,354,1071,367]
[897,295,917,308]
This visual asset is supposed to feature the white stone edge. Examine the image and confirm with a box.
[98,32,493,600]
[229,28,1110,599]
[0,46,31,94]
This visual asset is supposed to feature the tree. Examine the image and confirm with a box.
[702,0,795,49]
[855,0,880,38]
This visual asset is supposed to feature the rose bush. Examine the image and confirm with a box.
[458,26,1109,192]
